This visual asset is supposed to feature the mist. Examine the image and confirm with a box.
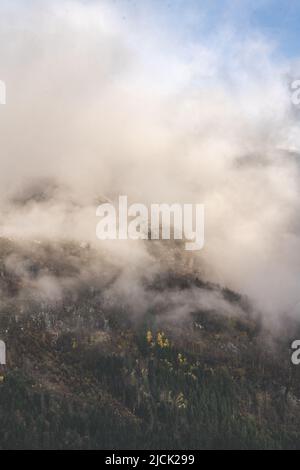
[0,0,300,322]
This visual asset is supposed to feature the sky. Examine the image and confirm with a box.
[1,0,300,321]
[104,0,300,60]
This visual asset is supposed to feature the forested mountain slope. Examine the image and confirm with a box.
[0,238,299,450]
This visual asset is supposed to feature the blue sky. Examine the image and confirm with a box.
[108,0,300,60]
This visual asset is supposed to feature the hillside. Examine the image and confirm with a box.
[0,238,300,450]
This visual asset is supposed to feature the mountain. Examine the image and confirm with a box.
[0,237,299,450]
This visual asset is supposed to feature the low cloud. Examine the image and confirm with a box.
[0,0,299,322]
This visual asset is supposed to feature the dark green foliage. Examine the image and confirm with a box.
[1,321,300,450]
[0,239,300,449]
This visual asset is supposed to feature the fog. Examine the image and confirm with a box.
[0,0,300,321]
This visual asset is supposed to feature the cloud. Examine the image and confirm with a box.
[0,0,299,321]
